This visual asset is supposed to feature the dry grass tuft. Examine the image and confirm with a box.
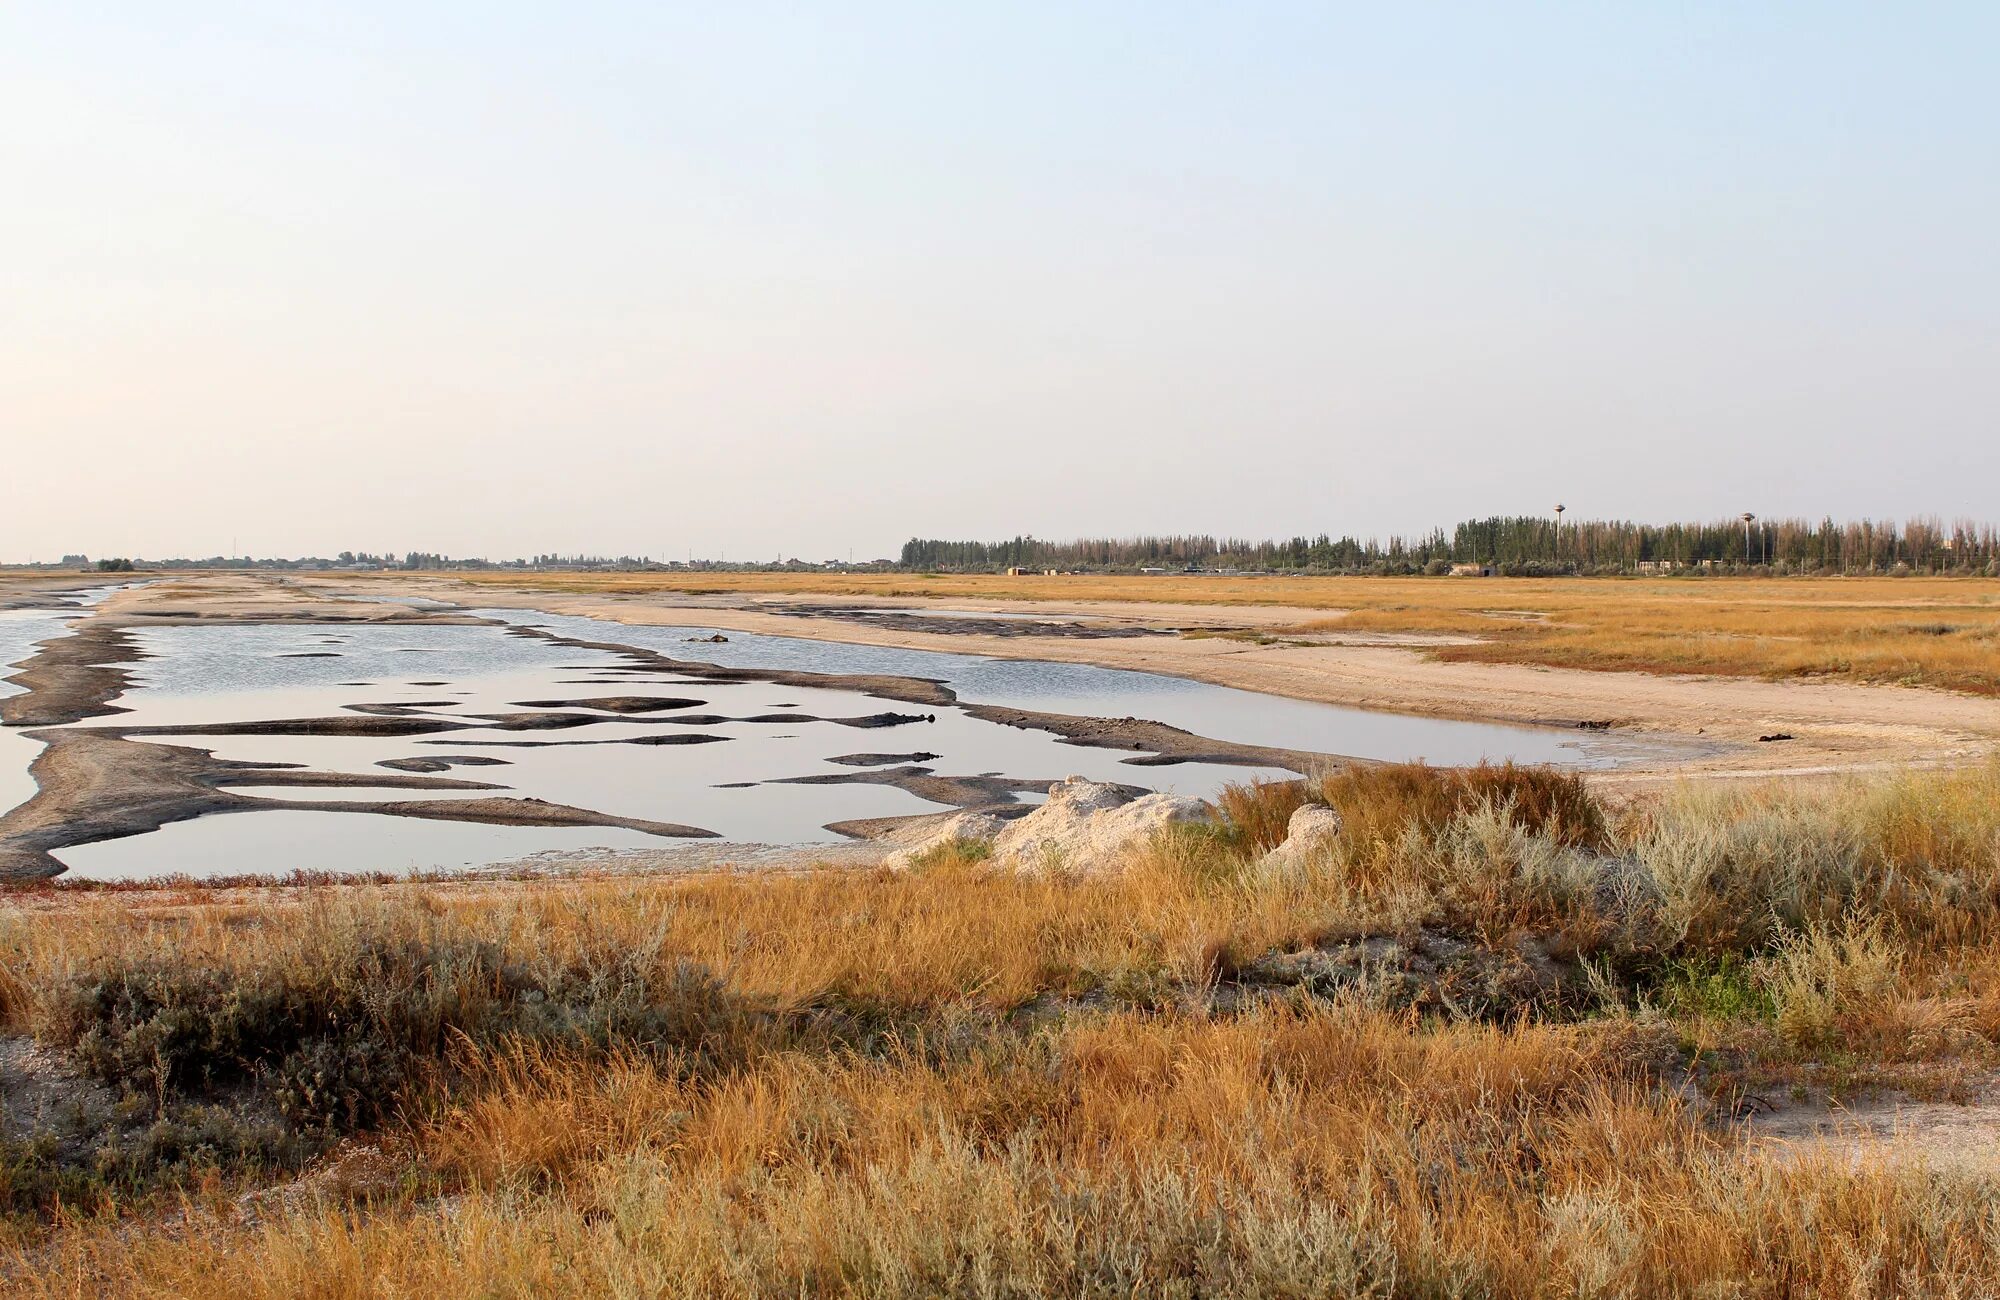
[1212,778,1314,853]
[1318,761,1608,851]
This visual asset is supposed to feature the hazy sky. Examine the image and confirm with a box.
[4,4,1996,562]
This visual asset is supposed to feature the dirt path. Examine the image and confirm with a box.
[1745,1074,2000,1171]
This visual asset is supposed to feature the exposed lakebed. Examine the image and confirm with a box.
[2,597,1690,880]
[0,586,128,816]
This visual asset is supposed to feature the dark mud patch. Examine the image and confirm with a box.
[463,711,632,731]
[376,755,515,774]
[569,710,938,731]
[278,652,342,659]
[0,621,144,727]
[826,752,942,767]
[503,624,962,710]
[117,717,473,739]
[752,712,936,724]
[109,709,729,740]
[772,765,1055,809]
[826,803,1038,842]
[504,623,1331,771]
[961,705,1327,773]
[0,730,713,879]
[508,696,704,714]
[0,579,125,614]
[415,734,729,749]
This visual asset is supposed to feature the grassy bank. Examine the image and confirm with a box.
[384,571,2000,696]
[5,763,2000,1295]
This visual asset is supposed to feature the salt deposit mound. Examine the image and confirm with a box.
[991,777,1210,875]
[1256,803,1344,876]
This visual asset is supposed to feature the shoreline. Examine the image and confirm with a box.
[0,577,1361,879]
[300,574,2000,784]
[9,569,1998,879]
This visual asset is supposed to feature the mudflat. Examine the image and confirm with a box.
[0,574,1360,879]
[295,571,2000,783]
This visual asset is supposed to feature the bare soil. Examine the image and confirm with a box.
[1745,1072,2000,1171]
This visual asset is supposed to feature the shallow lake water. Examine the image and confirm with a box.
[12,601,1702,879]
[488,608,1652,768]
[54,811,666,881]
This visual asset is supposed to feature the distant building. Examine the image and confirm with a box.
[1448,563,1494,577]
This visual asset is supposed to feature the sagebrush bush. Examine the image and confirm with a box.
[1411,800,1632,945]
[1755,919,1904,1051]
[1857,763,2000,940]
[1635,785,1863,950]
[1638,764,2000,950]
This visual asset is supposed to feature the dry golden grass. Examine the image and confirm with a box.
[0,852,1319,1031]
[8,765,2000,1296]
[1330,581,2000,696]
[18,1012,2000,1297]
[388,569,2000,695]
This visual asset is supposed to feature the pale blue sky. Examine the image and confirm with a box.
[4,3,1996,560]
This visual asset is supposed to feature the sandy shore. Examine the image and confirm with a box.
[295,574,2000,784]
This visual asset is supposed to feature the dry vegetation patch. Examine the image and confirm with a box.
[1298,579,2000,695]
[6,763,2000,1295]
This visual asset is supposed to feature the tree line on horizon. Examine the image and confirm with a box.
[32,517,2000,576]
[899,516,2000,575]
